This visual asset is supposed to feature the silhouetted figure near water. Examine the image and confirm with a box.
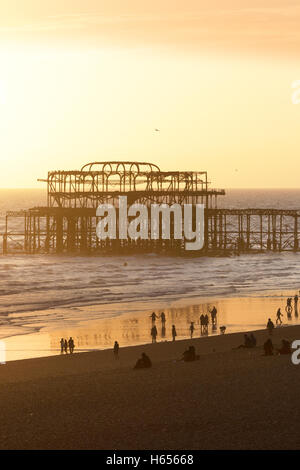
[150,312,158,323]
[276,308,283,325]
[160,312,166,325]
[60,338,65,354]
[203,314,209,335]
[286,297,293,318]
[294,295,299,317]
[134,352,152,369]
[172,325,177,341]
[161,325,166,337]
[209,306,217,325]
[64,339,68,354]
[267,318,274,335]
[264,338,274,356]
[114,341,119,359]
[200,314,205,334]
[220,326,226,334]
[151,325,158,343]
[68,337,75,354]
[189,322,195,339]
[294,295,298,310]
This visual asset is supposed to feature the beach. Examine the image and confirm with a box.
[0,323,299,449]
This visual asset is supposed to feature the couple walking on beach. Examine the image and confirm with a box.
[60,337,75,354]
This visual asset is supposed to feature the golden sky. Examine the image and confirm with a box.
[0,1,300,188]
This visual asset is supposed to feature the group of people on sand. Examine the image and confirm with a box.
[60,337,75,354]
[150,306,220,342]
[263,338,291,356]
[238,333,257,348]
[133,344,200,369]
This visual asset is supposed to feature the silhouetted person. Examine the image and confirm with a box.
[60,338,65,354]
[161,325,166,337]
[114,341,119,359]
[182,346,199,362]
[210,306,217,325]
[238,334,251,348]
[189,322,195,339]
[160,312,166,324]
[172,325,177,341]
[151,325,158,343]
[204,314,209,333]
[68,337,74,354]
[134,352,152,369]
[200,314,205,334]
[150,312,158,323]
[220,326,226,334]
[294,295,298,309]
[64,339,68,354]
[264,338,274,356]
[295,295,299,317]
[277,339,291,355]
[267,318,274,335]
[276,308,282,325]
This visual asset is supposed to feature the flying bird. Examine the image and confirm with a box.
[154,128,160,132]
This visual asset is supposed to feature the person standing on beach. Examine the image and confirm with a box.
[113,341,119,359]
[276,308,283,325]
[150,312,158,323]
[60,338,65,354]
[267,318,275,335]
[160,312,166,325]
[68,337,75,354]
[172,325,177,341]
[200,314,204,334]
[151,325,158,343]
[64,339,68,354]
[189,322,195,339]
[209,306,217,325]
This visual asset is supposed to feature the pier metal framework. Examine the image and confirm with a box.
[2,161,300,255]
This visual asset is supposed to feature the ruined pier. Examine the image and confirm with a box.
[2,161,299,255]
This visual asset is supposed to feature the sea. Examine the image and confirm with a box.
[0,188,300,361]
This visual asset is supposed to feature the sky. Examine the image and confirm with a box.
[0,1,300,188]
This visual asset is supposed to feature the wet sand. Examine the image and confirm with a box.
[3,290,300,361]
[0,323,300,449]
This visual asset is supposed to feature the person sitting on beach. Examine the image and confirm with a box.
[238,334,252,349]
[113,341,119,359]
[267,318,275,335]
[68,337,75,354]
[263,338,274,356]
[134,352,152,369]
[151,325,158,343]
[220,326,226,334]
[277,339,291,355]
[250,333,257,347]
[60,338,65,354]
[182,346,199,362]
